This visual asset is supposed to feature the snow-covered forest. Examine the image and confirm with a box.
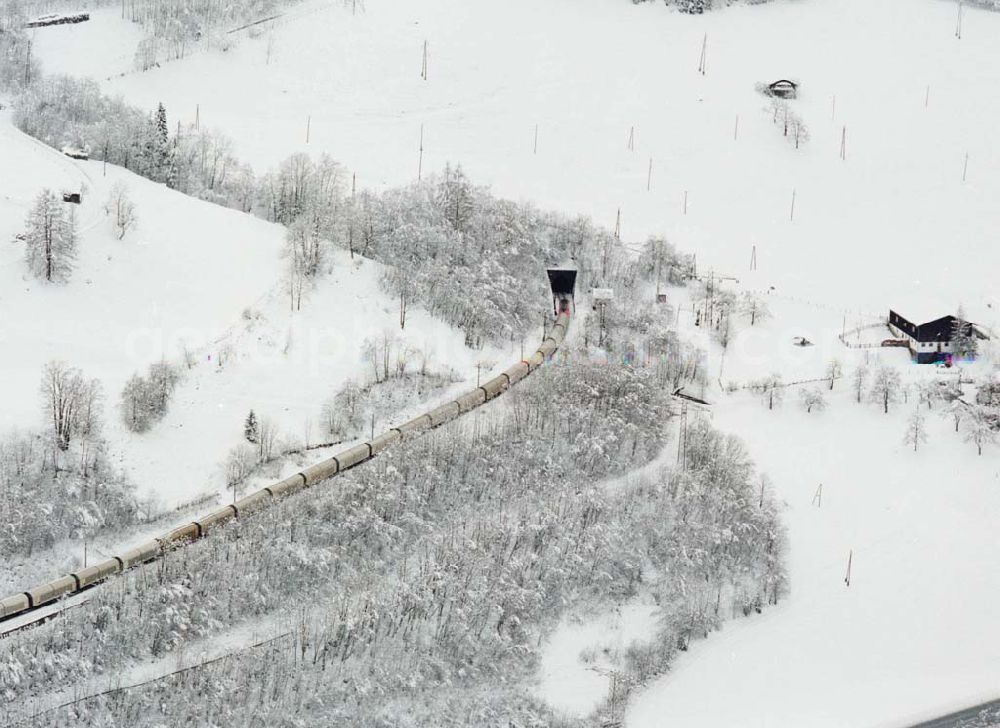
[1,307,784,724]
[4,0,1000,725]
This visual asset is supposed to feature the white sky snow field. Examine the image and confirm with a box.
[23,0,1000,724]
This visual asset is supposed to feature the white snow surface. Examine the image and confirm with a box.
[31,0,1000,327]
[0,117,499,508]
[20,0,1000,724]
[626,297,1000,728]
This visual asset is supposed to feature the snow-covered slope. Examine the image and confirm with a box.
[0,118,498,507]
[32,0,1000,328]
[628,297,1000,728]
[0,114,284,444]
[21,0,1000,724]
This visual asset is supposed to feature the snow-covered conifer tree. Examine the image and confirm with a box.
[244,410,259,444]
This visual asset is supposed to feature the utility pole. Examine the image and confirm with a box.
[24,40,31,86]
[418,123,424,181]
[421,40,428,80]
[677,401,689,470]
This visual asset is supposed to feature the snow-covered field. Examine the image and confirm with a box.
[31,0,1000,327]
[0,117,497,509]
[19,0,1000,724]
[630,297,1000,728]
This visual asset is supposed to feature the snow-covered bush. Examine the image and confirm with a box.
[0,429,139,560]
[120,361,181,433]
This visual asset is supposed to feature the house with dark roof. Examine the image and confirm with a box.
[888,310,988,364]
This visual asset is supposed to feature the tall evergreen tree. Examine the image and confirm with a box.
[244,410,259,444]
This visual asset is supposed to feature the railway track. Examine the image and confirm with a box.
[0,311,571,630]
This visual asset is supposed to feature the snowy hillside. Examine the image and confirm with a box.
[629,295,1000,728]
[31,0,1000,329]
[9,0,1000,725]
[0,117,497,509]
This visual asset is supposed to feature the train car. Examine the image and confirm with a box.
[119,540,161,569]
[195,506,238,535]
[162,522,201,544]
[74,558,121,589]
[480,375,508,400]
[336,443,372,470]
[369,429,401,455]
[234,488,273,517]
[456,388,487,411]
[397,413,432,437]
[0,286,575,625]
[27,575,77,609]
[428,401,460,427]
[300,458,339,486]
[503,361,530,385]
[0,593,30,620]
[269,473,308,498]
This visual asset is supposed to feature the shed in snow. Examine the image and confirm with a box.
[768,80,798,99]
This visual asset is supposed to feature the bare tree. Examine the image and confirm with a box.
[903,408,928,452]
[962,406,996,455]
[869,366,901,414]
[739,291,770,326]
[825,359,843,391]
[23,189,76,283]
[799,387,826,413]
[106,182,137,240]
[256,417,278,463]
[40,361,99,451]
[852,364,869,404]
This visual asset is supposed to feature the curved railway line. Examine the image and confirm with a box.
[0,311,571,629]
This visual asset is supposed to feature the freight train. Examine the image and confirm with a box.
[0,311,571,624]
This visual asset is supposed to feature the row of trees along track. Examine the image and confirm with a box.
[0,312,571,631]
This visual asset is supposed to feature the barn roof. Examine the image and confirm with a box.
[891,310,988,342]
